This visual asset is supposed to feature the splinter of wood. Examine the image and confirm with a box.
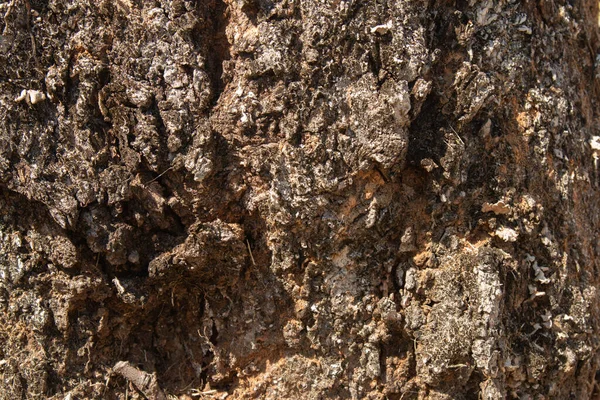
[113,361,167,400]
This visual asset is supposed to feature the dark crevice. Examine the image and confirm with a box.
[369,42,382,82]
[406,92,449,166]
[147,98,170,172]
[202,0,231,109]
[464,369,484,399]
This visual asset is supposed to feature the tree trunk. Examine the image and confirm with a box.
[1,0,599,398]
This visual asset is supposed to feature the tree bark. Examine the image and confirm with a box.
[1,0,600,398]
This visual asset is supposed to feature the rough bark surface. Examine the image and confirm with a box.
[1,0,600,399]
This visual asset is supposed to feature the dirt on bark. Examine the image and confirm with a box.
[1,0,600,399]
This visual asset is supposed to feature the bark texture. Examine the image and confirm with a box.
[1,0,600,398]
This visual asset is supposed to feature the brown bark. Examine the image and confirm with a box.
[0,0,600,398]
